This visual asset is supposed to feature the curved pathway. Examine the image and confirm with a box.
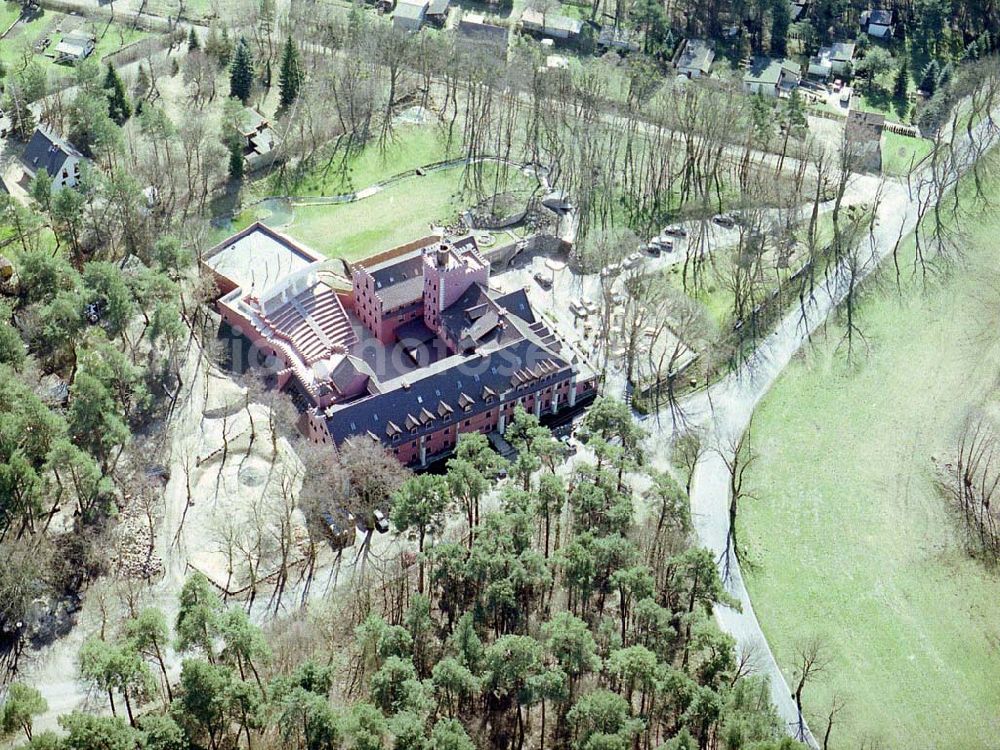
[646,112,1000,747]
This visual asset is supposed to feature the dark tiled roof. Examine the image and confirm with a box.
[22,127,82,179]
[369,252,426,289]
[378,276,425,311]
[328,355,373,394]
[867,9,892,25]
[438,284,536,353]
[677,39,714,72]
[365,235,483,311]
[325,335,571,445]
[846,110,885,143]
[457,16,509,44]
[492,288,535,323]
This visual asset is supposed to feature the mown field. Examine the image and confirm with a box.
[261,124,456,199]
[740,164,1000,748]
[233,160,536,261]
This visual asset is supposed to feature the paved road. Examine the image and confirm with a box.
[644,109,1000,747]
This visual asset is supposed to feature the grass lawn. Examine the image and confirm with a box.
[234,163,537,262]
[881,131,933,177]
[0,10,148,73]
[90,24,149,61]
[0,0,20,32]
[266,125,456,199]
[739,167,1000,747]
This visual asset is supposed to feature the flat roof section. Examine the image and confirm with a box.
[205,222,323,294]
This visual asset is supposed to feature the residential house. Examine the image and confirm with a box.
[743,56,801,97]
[21,127,84,190]
[845,109,884,172]
[675,38,715,78]
[519,8,583,41]
[235,108,280,171]
[808,42,856,79]
[425,0,449,25]
[54,29,95,63]
[597,24,640,52]
[861,9,893,38]
[393,0,428,32]
[456,13,509,59]
[789,0,807,22]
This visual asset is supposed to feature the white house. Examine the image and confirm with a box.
[744,57,801,98]
[54,30,96,63]
[808,42,856,79]
[519,8,583,40]
[21,127,85,191]
[675,38,715,78]
[393,0,428,32]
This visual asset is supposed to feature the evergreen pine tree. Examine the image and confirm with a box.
[218,27,233,66]
[134,64,150,100]
[2,83,36,140]
[229,37,254,104]
[188,27,200,51]
[103,63,132,126]
[894,57,909,101]
[769,0,790,56]
[228,140,245,181]
[919,59,940,96]
[278,36,303,110]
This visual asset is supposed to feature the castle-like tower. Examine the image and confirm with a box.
[421,242,490,334]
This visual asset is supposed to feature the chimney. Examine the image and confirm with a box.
[436,243,450,268]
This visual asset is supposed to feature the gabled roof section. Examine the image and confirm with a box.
[22,127,83,179]
[324,336,574,445]
[744,57,801,85]
[677,39,714,73]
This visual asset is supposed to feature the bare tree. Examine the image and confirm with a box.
[943,410,1000,565]
[718,421,754,581]
[791,635,830,744]
[818,694,846,750]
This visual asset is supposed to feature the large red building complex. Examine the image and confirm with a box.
[203,222,596,466]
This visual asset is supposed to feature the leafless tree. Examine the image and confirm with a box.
[791,635,830,744]
[943,410,1000,565]
[182,50,219,110]
[718,421,754,581]
[818,694,846,750]
[673,430,705,496]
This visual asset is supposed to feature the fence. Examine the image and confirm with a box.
[34,0,177,33]
[101,34,172,67]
